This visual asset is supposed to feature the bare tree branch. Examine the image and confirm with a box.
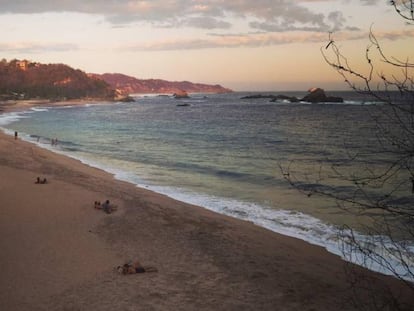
[283,1,414,309]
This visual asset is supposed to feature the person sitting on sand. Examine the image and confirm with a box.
[117,261,158,275]
[101,200,117,214]
[102,200,111,213]
[94,201,101,209]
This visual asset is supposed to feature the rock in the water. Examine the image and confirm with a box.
[173,90,190,99]
[118,95,135,102]
[301,88,343,103]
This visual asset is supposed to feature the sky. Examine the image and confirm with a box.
[0,0,412,91]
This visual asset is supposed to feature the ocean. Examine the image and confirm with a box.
[1,91,413,280]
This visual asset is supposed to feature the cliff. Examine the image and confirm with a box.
[91,73,232,95]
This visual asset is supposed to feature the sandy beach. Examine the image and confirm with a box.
[0,102,413,310]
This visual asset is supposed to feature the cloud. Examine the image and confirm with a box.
[121,27,414,51]
[0,0,359,32]
[248,21,327,33]
[2,26,411,54]
[324,28,414,42]
[183,17,232,29]
[372,28,414,40]
[360,0,380,5]
[327,11,346,31]
[122,32,328,51]
[0,42,78,53]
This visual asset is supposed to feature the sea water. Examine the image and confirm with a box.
[1,91,413,280]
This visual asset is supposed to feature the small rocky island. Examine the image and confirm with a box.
[241,88,343,104]
[301,88,343,103]
[173,90,190,99]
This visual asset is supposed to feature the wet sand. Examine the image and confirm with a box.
[0,103,413,310]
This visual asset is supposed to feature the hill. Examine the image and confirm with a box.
[91,73,232,94]
[0,59,232,101]
[0,59,114,100]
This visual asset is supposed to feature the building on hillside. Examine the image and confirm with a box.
[15,60,29,71]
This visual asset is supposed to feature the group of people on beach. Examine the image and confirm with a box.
[94,200,117,214]
[13,130,58,147]
[35,177,48,184]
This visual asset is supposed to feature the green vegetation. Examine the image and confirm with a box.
[0,59,115,100]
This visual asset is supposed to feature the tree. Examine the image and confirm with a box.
[0,60,114,99]
[282,1,414,309]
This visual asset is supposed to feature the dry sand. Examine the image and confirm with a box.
[0,103,413,310]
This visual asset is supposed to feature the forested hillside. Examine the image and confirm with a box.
[0,59,114,100]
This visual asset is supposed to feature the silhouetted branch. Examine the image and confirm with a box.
[283,2,414,308]
[390,0,414,23]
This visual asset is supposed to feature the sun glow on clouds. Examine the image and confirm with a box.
[0,42,78,53]
[127,1,153,12]
[0,0,411,90]
[126,32,329,51]
[192,4,210,13]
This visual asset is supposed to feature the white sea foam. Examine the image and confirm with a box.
[343,100,380,105]
[84,159,414,282]
[30,107,50,112]
[0,111,31,127]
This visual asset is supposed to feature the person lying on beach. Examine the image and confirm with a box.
[117,261,158,275]
[35,177,47,184]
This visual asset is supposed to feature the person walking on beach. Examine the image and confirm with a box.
[14,131,18,140]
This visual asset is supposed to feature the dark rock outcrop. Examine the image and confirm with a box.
[301,88,343,103]
[117,95,135,102]
[241,88,343,104]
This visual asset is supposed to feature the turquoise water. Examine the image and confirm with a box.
[1,92,413,279]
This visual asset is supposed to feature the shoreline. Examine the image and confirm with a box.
[2,99,412,281]
[0,98,111,113]
[1,102,413,310]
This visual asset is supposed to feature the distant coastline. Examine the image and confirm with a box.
[90,73,233,95]
[0,58,232,103]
